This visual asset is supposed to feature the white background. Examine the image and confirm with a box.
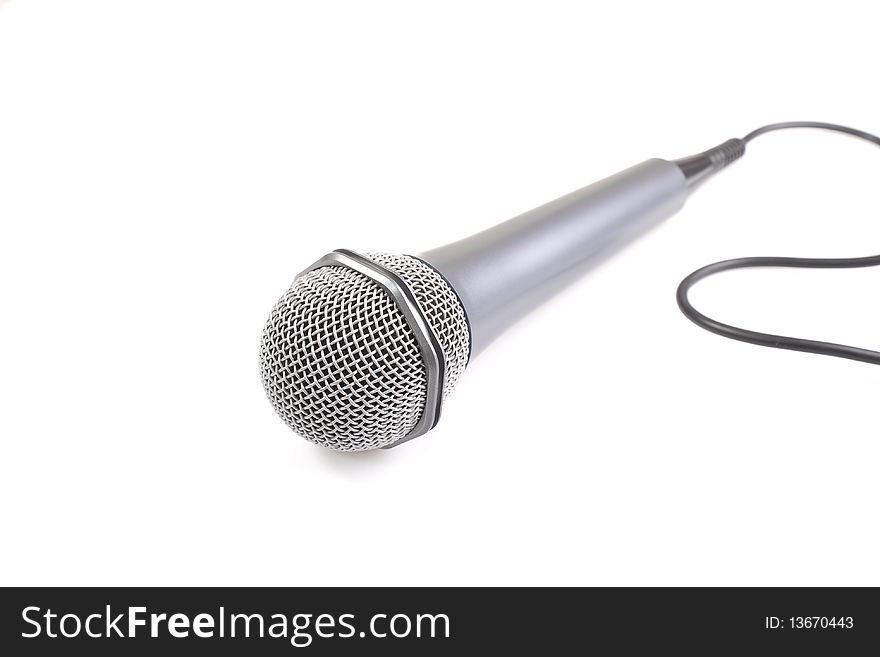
[1,0,879,586]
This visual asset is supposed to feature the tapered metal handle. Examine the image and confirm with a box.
[419,158,689,355]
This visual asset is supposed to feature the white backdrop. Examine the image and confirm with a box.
[1,0,878,586]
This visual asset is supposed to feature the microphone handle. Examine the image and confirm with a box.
[419,158,689,355]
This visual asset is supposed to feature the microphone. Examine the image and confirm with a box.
[259,137,745,451]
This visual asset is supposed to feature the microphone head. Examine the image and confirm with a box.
[259,252,470,451]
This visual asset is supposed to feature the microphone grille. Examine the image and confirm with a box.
[259,253,470,451]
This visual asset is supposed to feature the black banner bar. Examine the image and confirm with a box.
[2,587,877,654]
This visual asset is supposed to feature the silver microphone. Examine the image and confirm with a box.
[260,138,745,451]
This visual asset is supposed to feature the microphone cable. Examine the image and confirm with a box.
[676,121,880,366]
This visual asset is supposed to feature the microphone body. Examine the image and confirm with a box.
[260,138,745,450]
[420,159,688,355]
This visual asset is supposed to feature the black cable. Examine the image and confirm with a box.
[677,122,880,366]
[742,121,880,147]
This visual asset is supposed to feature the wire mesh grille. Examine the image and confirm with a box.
[259,253,470,451]
[366,253,470,399]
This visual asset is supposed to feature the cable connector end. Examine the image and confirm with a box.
[673,138,746,190]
